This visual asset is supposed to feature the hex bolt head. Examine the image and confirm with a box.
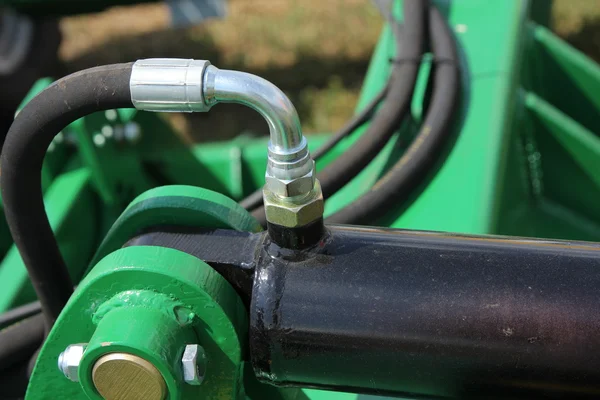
[58,343,87,382]
[182,344,207,385]
[265,162,316,198]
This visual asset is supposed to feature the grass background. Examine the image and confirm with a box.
[56,0,600,140]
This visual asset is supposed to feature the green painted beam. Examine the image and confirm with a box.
[533,24,600,114]
[525,92,600,189]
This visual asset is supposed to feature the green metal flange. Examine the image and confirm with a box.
[88,185,262,269]
[27,185,263,399]
[78,290,199,399]
[27,245,247,400]
[24,185,309,399]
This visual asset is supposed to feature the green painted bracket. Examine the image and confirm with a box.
[495,20,600,240]
[26,246,247,400]
[25,185,295,399]
[88,185,262,269]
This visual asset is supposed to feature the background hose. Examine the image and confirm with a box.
[251,0,427,225]
[239,83,389,211]
[0,314,44,373]
[0,63,135,327]
[327,5,460,225]
[0,301,41,330]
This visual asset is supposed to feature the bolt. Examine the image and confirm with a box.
[114,125,125,141]
[124,122,142,143]
[58,343,87,382]
[93,133,106,147]
[105,109,118,121]
[101,125,114,138]
[181,344,206,385]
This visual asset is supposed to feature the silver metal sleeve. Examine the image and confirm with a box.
[130,59,211,112]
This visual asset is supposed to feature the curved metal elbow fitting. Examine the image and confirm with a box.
[202,65,303,155]
[129,58,323,228]
[202,65,315,190]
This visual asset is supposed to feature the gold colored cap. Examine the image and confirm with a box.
[92,353,166,400]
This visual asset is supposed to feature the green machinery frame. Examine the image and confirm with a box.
[3,0,600,313]
[4,0,600,397]
[25,186,346,399]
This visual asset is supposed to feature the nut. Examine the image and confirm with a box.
[58,343,87,382]
[182,344,206,385]
[265,161,315,198]
[264,180,324,228]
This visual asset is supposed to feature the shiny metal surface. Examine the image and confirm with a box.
[181,344,207,385]
[57,343,87,382]
[92,352,166,400]
[265,160,315,198]
[203,63,320,226]
[203,64,314,189]
[130,59,314,183]
[203,65,304,156]
[130,59,211,112]
[130,58,321,226]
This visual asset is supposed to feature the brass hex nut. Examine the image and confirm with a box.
[264,180,324,228]
[265,163,316,198]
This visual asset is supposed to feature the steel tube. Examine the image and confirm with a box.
[203,65,304,154]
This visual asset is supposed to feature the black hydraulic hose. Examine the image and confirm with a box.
[239,84,389,211]
[0,301,41,330]
[327,5,460,225]
[318,1,425,198]
[0,314,45,372]
[251,0,427,224]
[312,85,389,160]
[1,63,135,327]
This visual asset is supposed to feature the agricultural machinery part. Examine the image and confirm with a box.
[2,1,600,400]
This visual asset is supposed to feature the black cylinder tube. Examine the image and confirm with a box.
[250,225,600,399]
[267,218,325,250]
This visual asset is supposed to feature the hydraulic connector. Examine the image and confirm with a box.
[130,58,324,249]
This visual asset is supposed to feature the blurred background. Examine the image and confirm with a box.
[48,0,600,141]
[2,0,599,141]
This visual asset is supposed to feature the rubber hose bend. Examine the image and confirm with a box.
[327,6,461,225]
[251,0,427,224]
[1,63,134,327]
